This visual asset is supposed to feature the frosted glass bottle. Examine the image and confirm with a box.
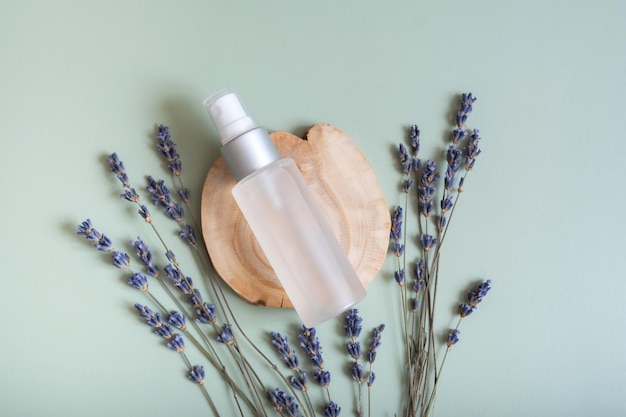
[204,88,366,327]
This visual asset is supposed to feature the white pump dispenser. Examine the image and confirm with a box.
[204,88,366,327]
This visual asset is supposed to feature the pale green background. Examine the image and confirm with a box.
[1,1,625,416]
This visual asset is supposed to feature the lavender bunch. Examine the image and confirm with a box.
[78,126,306,417]
[389,93,492,417]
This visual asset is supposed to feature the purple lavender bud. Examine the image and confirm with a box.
[392,242,405,257]
[94,234,113,252]
[420,234,437,252]
[414,259,425,281]
[76,219,100,242]
[390,206,403,241]
[436,215,447,229]
[127,272,148,291]
[178,188,191,205]
[298,326,324,369]
[186,289,203,308]
[367,325,385,364]
[165,203,185,222]
[131,238,157,271]
[412,157,421,172]
[465,129,482,171]
[468,279,492,307]
[347,341,361,360]
[216,324,234,345]
[168,160,182,177]
[410,297,419,312]
[323,401,342,417]
[107,152,130,188]
[271,332,300,370]
[112,251,131,269]
[367,372,376,386]
[397,143,409,164]
[409,124,420,156]
[394,268,405,286]
[267,388,299,417]
[146,176,171,207]
[188,365,205,385]
[155,323,174,339]
[447,329,460,347]
[178,224,197,248]
[351,363,365,383]
[166,333,185,352]
[138,204,152,223]
[121,188,140,203]
[452,127,467,144]
[420,160,440,186]
[344,309,363,339]
[441,195,454,213]
[144,310,162,328]
[459,303,475,317]
[167,311,187,330]
[402,178,414,193]
[314,369,331,387]
[134,303,152,319]
[156,125,179,163]
[290,372,308,391]
[196,302,216,324]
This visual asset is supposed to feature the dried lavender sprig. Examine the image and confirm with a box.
[271,332,301,371]
[107,152,130,188]
[343,309,363,339]
[156,124,181,173]
[131,237,160,278]
[76,219,113,252]
[298,326,324,370]
[366,325,385,364]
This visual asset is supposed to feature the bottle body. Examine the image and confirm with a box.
[232,158,366,327]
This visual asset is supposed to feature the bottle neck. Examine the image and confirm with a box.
[221,126,280,181]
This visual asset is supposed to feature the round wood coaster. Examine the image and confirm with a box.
[200,123,390,308]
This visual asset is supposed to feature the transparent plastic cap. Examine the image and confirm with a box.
[203,88,257,145]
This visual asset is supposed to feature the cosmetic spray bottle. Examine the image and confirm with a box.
[204,89,366,327]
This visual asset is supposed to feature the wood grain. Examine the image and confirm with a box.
[200,123,390,308]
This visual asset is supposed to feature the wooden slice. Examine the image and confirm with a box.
[200,123,390,308]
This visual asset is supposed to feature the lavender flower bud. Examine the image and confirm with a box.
[188,365,205,385]
[367,372,376,386]
[155,323,174,339]
[447,329,460,347]
[344,309,363,339]
[298,326,324,369]
[347,341,361,360]
[166,334,185,352]
[351,363,365,383]
[107,152,130,188]
[459,303,475,318]
[167,311,187,330]
[420,234,437,252]
[323,401,342,417]
[216,324,234,345]
[290,372,308,391]
[121,188,140,203]
[112,251,131,269]
[394,268,405,286]
[127,272,148,291]
[313,369,331,388]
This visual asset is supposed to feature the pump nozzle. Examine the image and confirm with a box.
[203,88,257,145]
